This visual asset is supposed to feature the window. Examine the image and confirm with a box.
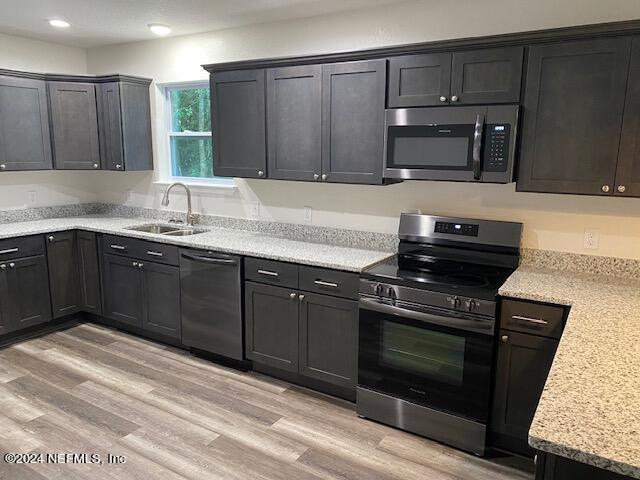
[163,83,233,186]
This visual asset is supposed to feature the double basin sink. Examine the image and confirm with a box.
[125,223,208,237]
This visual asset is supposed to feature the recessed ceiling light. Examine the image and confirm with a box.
[48,19,70,28]
[148,24,171,36]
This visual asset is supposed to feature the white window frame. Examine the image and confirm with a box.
[157,81,234,189]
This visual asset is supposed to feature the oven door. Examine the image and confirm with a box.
[358,296,494,423]
[384,107,486,181]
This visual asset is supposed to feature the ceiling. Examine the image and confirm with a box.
[0,0,409,48]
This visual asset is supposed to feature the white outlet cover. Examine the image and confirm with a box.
[27,191,37,204]
[303,206,312,222]
[583,229,600,250]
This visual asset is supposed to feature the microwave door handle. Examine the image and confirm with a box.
[359,297,493,335]
[472,113,484,180]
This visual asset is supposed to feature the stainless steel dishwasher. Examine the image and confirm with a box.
[179,248,243,361]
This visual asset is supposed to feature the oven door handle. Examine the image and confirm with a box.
[359,297,494,335]
[472,113,484,181]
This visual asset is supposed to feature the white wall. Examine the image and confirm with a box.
[0,33,92,210]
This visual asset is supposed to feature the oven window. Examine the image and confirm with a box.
[381,321,465,387]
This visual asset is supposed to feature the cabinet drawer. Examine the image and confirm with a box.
[0,235,45,261]
[500,298,566,339]
[244,258,299,288]
[299,266,359,300]
[101,234,179,266]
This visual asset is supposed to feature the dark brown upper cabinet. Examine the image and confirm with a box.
[0,76,52,172]
[48,81,101,170]
[97,80,153,171]
[388,53,451,107]
[211,69,267,179]
[387,47,523,107]
[266,65,322,181]
[321,59,386,184]
[450,47,523,105]
[517,38,631,195]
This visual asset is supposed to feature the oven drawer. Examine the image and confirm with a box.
[500,298,566,339]
[0,235,45,261]
[244,257,299,288]
[101,234,179,266]
[300,266,359,300]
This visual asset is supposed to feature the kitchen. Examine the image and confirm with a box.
[0,1,639,479]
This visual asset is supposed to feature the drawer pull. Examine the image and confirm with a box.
[314,280,339,288]
[0,248,18,255]
[257,269,279,277]
[146,251,163,257]
[110,244,126,250]
[512,315,548,326]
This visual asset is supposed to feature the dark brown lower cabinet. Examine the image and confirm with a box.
[299,292,358,389]
[245,281,299,372]
[491,330,559,456]
[46,231,81,318]
[102,253,180,339]
[77,231,102,315]
[535,452,631,480]
[7,255,52,330]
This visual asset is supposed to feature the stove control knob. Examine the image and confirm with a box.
[374,283,384,296]
[448,296,461,309]
[386,286,396,299]
[466,299,478,312]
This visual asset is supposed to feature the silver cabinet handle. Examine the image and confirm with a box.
[299,294,305,301]
[451,95,459,102]
[512,315,549,326]
[93,163,99,169]
[0,264,5,270]
[9,263,15,269]
[0,164,6,170]
[0,248,18,255]
[138,263,144,268]
[321,174,327,181]
[146,251,163,257]
[48,235,54,242]
[257,269,278,277]
[601,185,610,193]
[290,293,297,299]
[258,170,265,177]
[501,335,509,343]
[617,185,626,193]
[110,244,126,250]
[115,164,122,170]
[313,173,320,180]
[132,261,138,267]
[439,96,447,102]
[314,280,338,288]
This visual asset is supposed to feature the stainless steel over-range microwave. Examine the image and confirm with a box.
[384,105,519,183]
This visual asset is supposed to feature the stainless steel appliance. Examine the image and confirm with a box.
[384,105,519,183]
[180,248,243,361]
[357,213,522,455]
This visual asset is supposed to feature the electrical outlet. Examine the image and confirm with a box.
[27,191,37,205]
[303,206,312,222]
[583,229,599,250]
[250,202,260,219]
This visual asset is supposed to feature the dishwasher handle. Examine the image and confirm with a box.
[181,252,238,265]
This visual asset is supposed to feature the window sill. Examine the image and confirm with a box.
[153,180,238,194]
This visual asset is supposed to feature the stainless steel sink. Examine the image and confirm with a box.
[125,223,207,236]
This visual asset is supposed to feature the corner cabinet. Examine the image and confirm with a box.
[0,75,52,171]
[211,69,267,179]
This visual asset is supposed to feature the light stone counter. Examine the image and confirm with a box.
[0,216,393,272]
[500,266,640,479]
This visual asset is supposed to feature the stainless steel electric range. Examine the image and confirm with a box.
[357,213,522,456]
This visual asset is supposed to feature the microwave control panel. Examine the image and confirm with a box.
[484,124,511,172]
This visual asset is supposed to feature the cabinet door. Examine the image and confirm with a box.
[7,255,52,330]
[101,254,143,328]
[491,330,558,456]
[211,70,266,178]
[322,60,386,184]
[77,231,102,315]
[267,65,322,181]
[299,293,358,389]
[0,268,13,336]
[46,231,81,319]
[615,38,640,197]
[141,261,181,339]
[388,53,451,107]
[245,281,298,372]
[96,82,124,171]
[517,38,631,195]
[48,82,101,170]
[119,82,153,171]
[0,76,52,171]
[450,47,523,104]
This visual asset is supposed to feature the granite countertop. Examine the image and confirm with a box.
[0,216,393,272]
[500,266,640,479]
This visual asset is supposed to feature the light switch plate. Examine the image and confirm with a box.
[303,206,312,222]
[27,191,37,205]
[583,229,599,250]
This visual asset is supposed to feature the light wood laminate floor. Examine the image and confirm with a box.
[0,323,533,480]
